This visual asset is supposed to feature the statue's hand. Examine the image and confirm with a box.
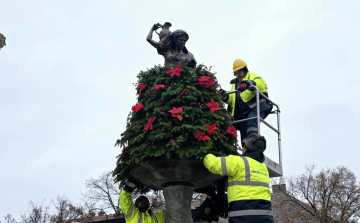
[152,23,162,31]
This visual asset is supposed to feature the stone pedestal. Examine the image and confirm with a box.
[130,160,221,223]
[163,185,193,223]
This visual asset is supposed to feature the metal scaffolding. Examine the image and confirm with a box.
[224,86,283,177]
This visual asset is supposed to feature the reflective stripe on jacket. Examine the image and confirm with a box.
[203,154,274,222]
[224,73,271,116]
[120,190,164,223]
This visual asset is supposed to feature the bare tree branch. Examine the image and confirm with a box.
[4,214,16,223]
[81,171,121,215]
[50,196,83,223]
[20,201,51,223]
[273,165,360,223]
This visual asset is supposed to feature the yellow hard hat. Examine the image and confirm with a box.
[233,59,247,73]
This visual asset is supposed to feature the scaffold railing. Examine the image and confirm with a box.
[224,86,282,177]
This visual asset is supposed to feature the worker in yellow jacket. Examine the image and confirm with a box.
[203,133,274,223]
[220,59,272,142]
[120,181,164,223]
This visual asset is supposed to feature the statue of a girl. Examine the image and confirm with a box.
[146,23,197,68]
[0,33,6,51]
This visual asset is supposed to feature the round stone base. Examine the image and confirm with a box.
[130,159,221,190]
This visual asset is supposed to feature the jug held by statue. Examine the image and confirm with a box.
[156,22,172,45]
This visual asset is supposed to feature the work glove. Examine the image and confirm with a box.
[219,89,229,102]
[238,83,247,91]
[238,80,256,91]
[123,178,137,192]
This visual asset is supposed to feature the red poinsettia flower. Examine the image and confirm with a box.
[121,147,129,158]
[194,129,211,142]
[227,126,237,138]
[143,117,156,131]
[166,65,183,77]
[151,84,166,91]
[206,99,222,113]
[131,103,143,112]
[198,76,215,88]
[177,89,191,97]
[168,107,183,121]
[206,124,217,135]
[138,83,146,96]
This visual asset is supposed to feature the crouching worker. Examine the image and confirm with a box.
[120,180,164,223]
[203,133,274,223]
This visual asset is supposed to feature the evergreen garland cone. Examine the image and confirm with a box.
[113,64,239,192]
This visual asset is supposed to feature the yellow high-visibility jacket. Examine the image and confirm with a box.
[120,190,164,223]
[225,73,270,116]
[203,154,274,222]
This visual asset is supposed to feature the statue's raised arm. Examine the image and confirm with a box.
[146,23,162,49]
[146,22,197,68]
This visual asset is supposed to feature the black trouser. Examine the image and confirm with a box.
[234,110,267,142]
[229,215,275,223]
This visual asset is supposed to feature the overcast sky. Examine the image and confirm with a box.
[1,0,360,220]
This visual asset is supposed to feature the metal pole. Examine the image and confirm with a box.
[225,89,279,109]
[232,116,257,125]
[255,86,261,134]
[223,90,238,96]
[258,91,279,108]
[276,109,282,165]
[260,118,280,134]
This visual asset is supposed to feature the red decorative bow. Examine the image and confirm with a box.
[131,103,143,112]
[206,99,222,113]
[227,126,237,138]
[143,117,156,131]
[198,76,215,88]
[138,83,146,96]
[194,129,211,142]
[166,65,183,77]
[206,124,217,135]
[168,107,183,121]
[151,84,166,91]
[178,89,191,97]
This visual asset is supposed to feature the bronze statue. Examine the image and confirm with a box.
[157,22,172,45]
[0,33,6,51]
[147,23,197,68]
